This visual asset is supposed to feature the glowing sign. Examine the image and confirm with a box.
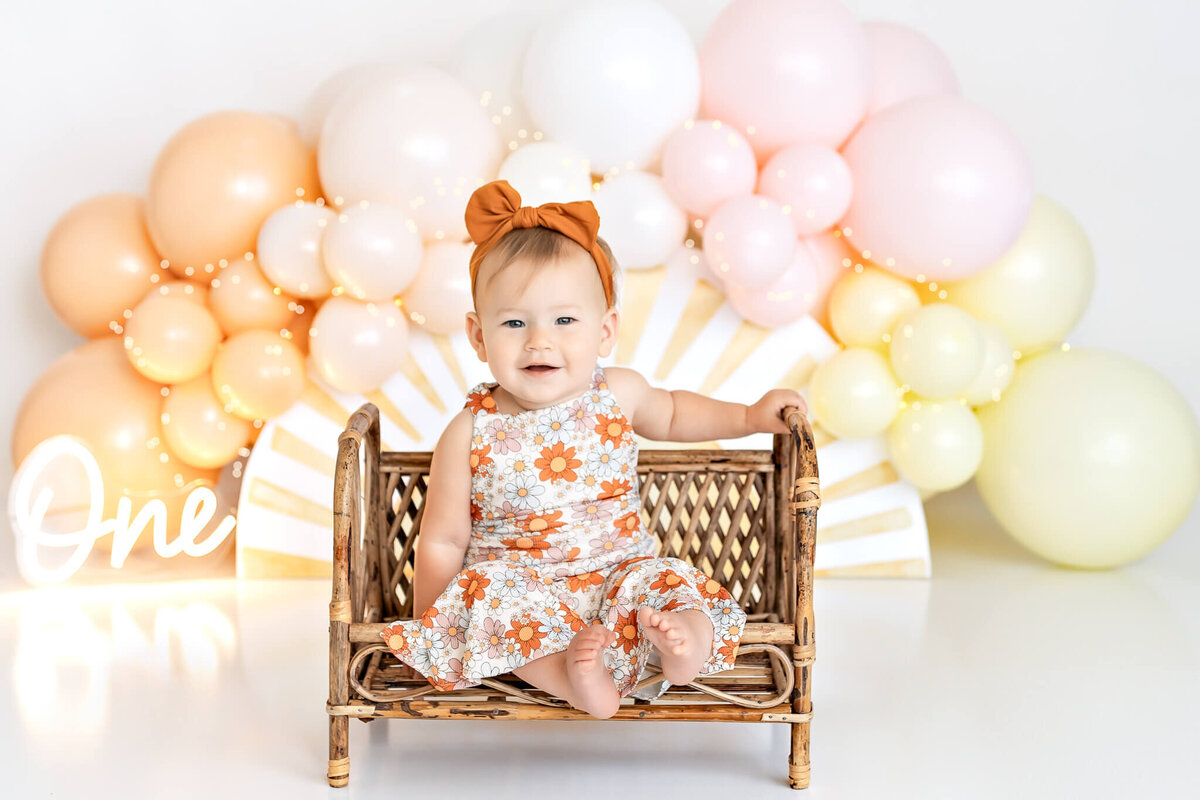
[8,435,236,586]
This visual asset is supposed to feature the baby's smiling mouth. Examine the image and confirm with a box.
[524,365,559,373]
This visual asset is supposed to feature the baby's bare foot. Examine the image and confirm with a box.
[638,606,713,685]
[564,622,620,718]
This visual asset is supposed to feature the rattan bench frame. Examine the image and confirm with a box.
[327,402,820,789]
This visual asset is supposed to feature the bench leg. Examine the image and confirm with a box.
[328,715,349,787]
[789,721,810,789]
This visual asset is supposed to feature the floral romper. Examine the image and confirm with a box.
[379,364,746,700]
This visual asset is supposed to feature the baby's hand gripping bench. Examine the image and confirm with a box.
[327,403,820,788]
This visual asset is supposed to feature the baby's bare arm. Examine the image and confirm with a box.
[412,409,474,617]
[609,366,807,442]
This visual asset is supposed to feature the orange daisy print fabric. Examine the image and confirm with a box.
[380,365,746,698]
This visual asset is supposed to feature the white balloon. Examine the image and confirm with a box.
[522,0,701,173]
[308,295,409,394]
[256,202,337,299]
[498,141,594,207]
[299,61,414,149]
[319,66,503,241]
[322,203,423,301]
[591,172,688,270]
[444,12,545,152]
[401,241,475,334]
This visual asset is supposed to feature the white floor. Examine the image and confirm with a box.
[4,481,1198,799]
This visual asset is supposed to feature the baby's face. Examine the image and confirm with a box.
[466,248,618,413]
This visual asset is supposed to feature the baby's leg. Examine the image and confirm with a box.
[512,623,620,719]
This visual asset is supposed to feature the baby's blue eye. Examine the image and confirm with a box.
[503,320,523,328]
[556,317,575,325]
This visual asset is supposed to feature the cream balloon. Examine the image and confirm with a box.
[402,241,475,332]
[809,347,901,438]
[146,111,321,278]
[974,348,1200,569]
[942,195,1095,356]
[162,374,253,469]
[887,400,983,491]
[256,201,338,299]
[889,304,985,399]
[39,194,161,338]
[321,203,423,301]
[497,141,594,206]
[124,293,222,383]
[211,330,307,420]
[957,321,1015,407]
[828,266,921,351]
[208,260,296,335]
[308,296,410,394]
[298,61,414,149]
[591,171,689,270]
[318,66,503,241]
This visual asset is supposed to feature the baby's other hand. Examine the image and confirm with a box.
[746,389,808,435]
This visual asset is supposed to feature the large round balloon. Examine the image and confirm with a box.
[146,111,321,278]
[975,348,1200,569]
[318,66,502,241]
[523,0,700,173]
[211,330,307,420]
[40,194,161,338]
[862,21,960,117]
[299,61,413,149]
[308,296,410,394]
[11,338,219,547]
[943,195,1095,356]
[700,0,870,160]
[840,95,1033,281]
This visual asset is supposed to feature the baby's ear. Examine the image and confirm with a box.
[597,307,619,357]
[465,312,487,362]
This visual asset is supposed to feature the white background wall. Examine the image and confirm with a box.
[2,0,1197,590]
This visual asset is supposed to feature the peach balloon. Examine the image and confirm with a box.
[146,111,321,279]
[401,241,474,333]
[308,296,410,394]
[282,301,316,354]
[153,279,211,306]
[162,374,253,469]
[210,330,307,421]
[40,193,161,337]
[11,338,219,551]
[124,293,222,384]
[208,259,296,335]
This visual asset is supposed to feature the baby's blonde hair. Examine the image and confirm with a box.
[472,227,622,313]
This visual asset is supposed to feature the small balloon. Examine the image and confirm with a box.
[889,304,985,400]
[702,195,795,289]
[887,399,983,492]
[321,202,423,301]
[124,293,222,384]
[162,374,253,469]
[591,171,688,270]
[308,296,410,394]
[828,265,921,351]
[808,347,901,438]
[402,241,475,333]
[257,201,338,299]
[211,330,307,420]
[208,259,296,335]
[660,119,757,219]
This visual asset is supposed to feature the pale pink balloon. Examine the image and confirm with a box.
[702,195,795,289]
[723,241,820,328]
[700,0,870,161]
[661,120,758,219]
[801,230,861,331]
[400,241,474,334]
[840,95,1033,281]
[758,144,853,236]
[863,22,960,117]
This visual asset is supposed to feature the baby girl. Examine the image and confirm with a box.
[380,179,807,718]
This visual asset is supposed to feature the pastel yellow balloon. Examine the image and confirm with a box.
[887,400,983,491]
[942,195,1094,356]
[162,374,253,469]
[124,293,222,383]
[208,259,296,335]
[39,193,159,337]
[975,348,1200,569]
[809,347,901,438]
[211,330,306,420]
[958,321,1015,407]
[828,265,921,350]
[890,303,984,399]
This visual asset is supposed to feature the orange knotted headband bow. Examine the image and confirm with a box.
[464,179,614,309]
